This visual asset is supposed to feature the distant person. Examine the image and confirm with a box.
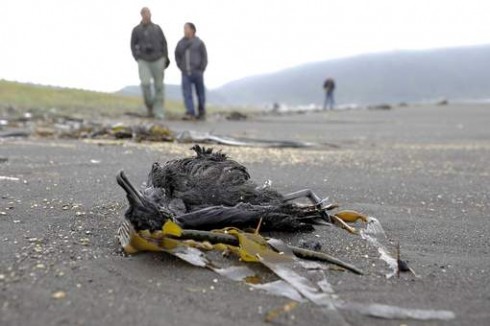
[175,22,208,120]
[323,78,335,110]
[130,7,170,119]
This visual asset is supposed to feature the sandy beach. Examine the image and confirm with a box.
[1,103,489,325]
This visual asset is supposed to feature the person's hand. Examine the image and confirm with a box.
[165,58,171,69]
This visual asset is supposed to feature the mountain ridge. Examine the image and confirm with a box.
[118,44,490,107]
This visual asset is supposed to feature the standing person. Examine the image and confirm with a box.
[323,78,336,110]
[175,22,208,120]
[130,7,170,119]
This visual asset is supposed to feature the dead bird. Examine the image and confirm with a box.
[117,145,359,232]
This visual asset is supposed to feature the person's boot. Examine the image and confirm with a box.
[196,112,206,121]
[153,99,165,120]
[147,106,155,118]
[182,113,196,121]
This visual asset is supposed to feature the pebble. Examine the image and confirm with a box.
[51,291,66,299]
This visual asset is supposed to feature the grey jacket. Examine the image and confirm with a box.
[175,37,208,74]
[131,22,168,62]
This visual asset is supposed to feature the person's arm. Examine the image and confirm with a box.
[130,27,139,61]
[158,26,170,68]
[174,41,183,71]
[200,41,208,71]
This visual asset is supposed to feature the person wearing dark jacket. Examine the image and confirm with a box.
[131,7,170,119]
[175,22,208,120]
[323,78,335,110]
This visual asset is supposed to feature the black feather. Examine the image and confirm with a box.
[118,145,324,232]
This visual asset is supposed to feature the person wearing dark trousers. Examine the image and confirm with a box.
[175,22,208,120]
[323,78,335,110]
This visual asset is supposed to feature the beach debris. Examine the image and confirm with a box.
[0,110,328,148]
[225,111,248,121]
[337,302,455,321]
[264,301,298,323]
[118,218,454,322]
[0,131,30,138]
[51,291,66,300]
[0,176,20,182]
[368,104,392,110]
[298,239,322,251]
[437,99,449,106]
[360,217,398,278]
[396,243,418,278]
[332,210,369,234]
[118,219,350,324]
[175,130,317,148]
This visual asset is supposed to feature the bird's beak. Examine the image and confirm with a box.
[117,170,144,207]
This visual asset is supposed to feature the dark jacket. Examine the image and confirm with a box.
[131,22,168,62]
[323,79,335,93]
[175,37,208,74]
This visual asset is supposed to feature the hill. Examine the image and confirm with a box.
[119,44,490,107]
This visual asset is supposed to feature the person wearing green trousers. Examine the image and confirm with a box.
[131,7,170,119]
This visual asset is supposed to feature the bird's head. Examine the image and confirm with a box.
[117,170,171,231]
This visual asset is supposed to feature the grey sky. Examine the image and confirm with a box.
[0,0,489,92]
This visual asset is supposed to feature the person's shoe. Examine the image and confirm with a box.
[146,107,155,118]
[182,113,196,121]
[196,113,206,121]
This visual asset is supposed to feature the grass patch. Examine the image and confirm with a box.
[0,79,187,119]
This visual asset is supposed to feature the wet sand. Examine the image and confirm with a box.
[1,103,489,325]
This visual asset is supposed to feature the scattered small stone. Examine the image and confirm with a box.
[298,239,322,251]
[51,291,66,299]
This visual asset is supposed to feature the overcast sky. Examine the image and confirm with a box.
[0,0,489,92]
